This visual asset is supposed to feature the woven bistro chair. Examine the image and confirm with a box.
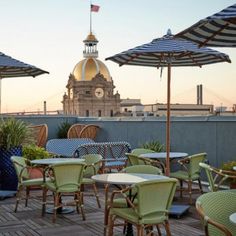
[11,156,45,212]
[131,148,155,156]
[82,154,103,208]
[67,124,86,139]
[170,152,207,204]
[79,124,100,140]
[29,124,48,148]
[108,178,177,236]
[104,165,163,236]
[199,162,236,192]
[42,162,85,223]
[196,191,236,236]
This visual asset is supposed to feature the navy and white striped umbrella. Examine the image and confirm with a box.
[106,30,230,176]
[175,3,236,47]
[0,51,49,113]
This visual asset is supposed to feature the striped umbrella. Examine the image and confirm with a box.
[175,3,236,47]
[0,51,49,113]
[106,30,230,176]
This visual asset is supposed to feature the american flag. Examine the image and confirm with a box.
[91,4,100,12]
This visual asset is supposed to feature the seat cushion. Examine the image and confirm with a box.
[110,207,168,225]
[170,170,199,180]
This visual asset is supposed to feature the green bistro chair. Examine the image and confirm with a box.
[108,178,177,236]
[199,162,236,192]
[11,156,45,212]
[196,191,236,236]
[170,152,207,204]
[82,154,103,208]
[42,162,85,223]
[104,165,163,236]
[131,148,155,156]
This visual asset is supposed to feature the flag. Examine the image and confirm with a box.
[91,4,100,12]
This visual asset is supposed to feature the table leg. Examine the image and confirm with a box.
[104,184,109,236]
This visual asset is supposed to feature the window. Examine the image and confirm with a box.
[110,110,113,117]
[98,110,102,117]
[85,91,90,94]
[86,110,89,117]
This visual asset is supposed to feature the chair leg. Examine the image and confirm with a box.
[79,192,86,221]
[14,186,23,213]
[92,183,101,208]
[156,224,162,236]
[188,181,192,204]
[137,225,143,236]
[164,220,172,236]
[198,178,203,194]
[108,214,115,236]
[42,187,47,216]
[53,193,59,223]
[180,180,183,198]
[25,187,30,207]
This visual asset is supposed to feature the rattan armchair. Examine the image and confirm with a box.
[11,156,44,212]
[170,152,207,204]
[196,191,236,236]
[108,178,177,236]
[199,162,236,192]
[67,123,86,139]
[29,124,48,147]
[42,162,86,223]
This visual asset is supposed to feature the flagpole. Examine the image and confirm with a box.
[90,0,92,33]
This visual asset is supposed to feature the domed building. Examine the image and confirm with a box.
[62,33,120,117]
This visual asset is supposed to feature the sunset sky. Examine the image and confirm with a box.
[0,0,236,113]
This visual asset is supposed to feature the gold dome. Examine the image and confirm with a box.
[72,58,111,81]
[84,33,98,42]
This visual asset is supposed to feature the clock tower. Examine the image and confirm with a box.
[62,32,121,117]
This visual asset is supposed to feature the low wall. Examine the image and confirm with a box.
[8,115,236,168]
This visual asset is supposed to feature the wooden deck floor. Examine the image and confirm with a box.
[0,185,205,236]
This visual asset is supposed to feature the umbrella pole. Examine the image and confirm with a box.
[0,77,2,114]
[166,63,171,176]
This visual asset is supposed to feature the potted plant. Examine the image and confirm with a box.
[57,121,71,138]
[22,144,51,182]
[0,118,33,191]
[221,160,236,189]
[140,140,165,152]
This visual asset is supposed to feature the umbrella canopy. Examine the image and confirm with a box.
[106,30,230,176]
[175,3,236,47]
[0,52,49,113]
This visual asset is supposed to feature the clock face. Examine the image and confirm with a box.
[95,87,104,98]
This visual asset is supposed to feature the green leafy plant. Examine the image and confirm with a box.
[57,121,71,138]
[141,140,165,152]
[221,160,236,185]
[0,118,33,150]
[23,144,51,161]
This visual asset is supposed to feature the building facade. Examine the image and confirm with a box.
[62,33,120,117]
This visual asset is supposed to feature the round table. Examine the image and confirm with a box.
[31,158,85,214]
[230,213,236,224]
[31,158,85,165]
[139,152,188,160]
[92,172,168,185]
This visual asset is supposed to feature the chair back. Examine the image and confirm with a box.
[79,124,100,140]
[50,162,85,192]
[131,148,155,156]
[67,124,86,139]
[46,138,94,157]
[188,153,207,177]
[126,153,140,166]
[199,162,236,192]
[123,165,162,175]
[135,178,177,218]
[11,156,29,180]
[82,154,103,177]
[196,191,236,236]
[29,124,48,147]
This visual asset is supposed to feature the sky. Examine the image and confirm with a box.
[0,0,236,113]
